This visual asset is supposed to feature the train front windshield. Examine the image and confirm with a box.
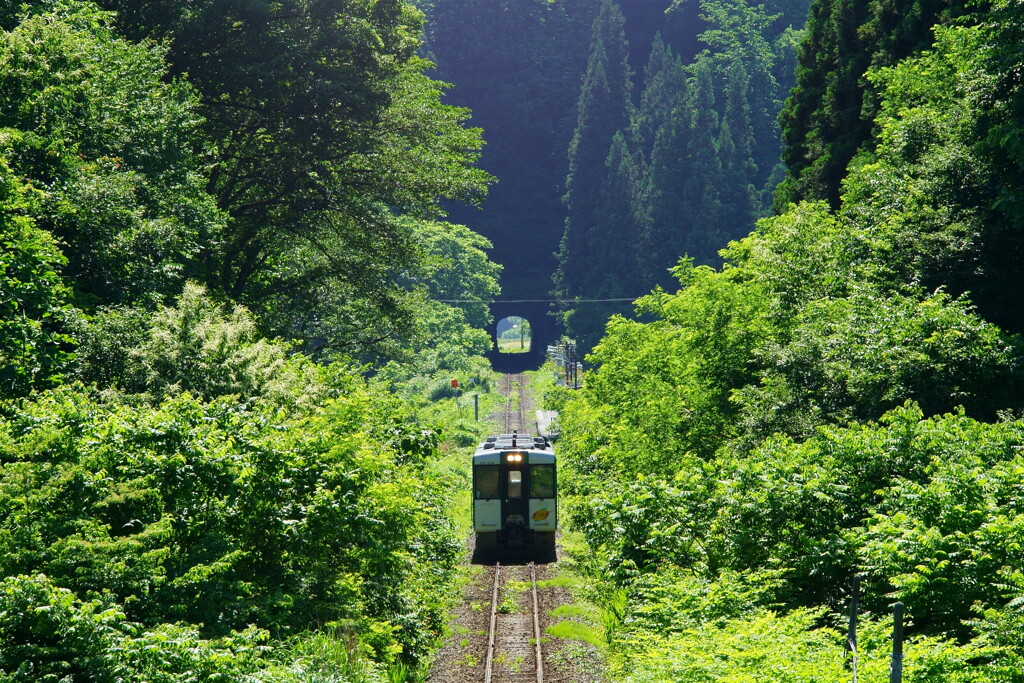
[475,465,499,499]
[531,464,555,498]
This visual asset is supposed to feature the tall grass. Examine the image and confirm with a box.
[255,632,382,683]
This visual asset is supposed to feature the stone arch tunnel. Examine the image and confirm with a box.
[485,300,559,373]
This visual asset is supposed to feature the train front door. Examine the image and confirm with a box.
[500,455,529,547]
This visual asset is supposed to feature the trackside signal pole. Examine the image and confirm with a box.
[562,340,579,389]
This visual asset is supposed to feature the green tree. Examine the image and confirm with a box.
[632,1,791,294]
[697,0,782,198]
[406,219,501,330]
[680,60,725,259]
[0,160,74,399]
[635,38,692,289]
[236,56,491,355]
[776,0,972,208]
[0,1,222,308]
[552,5,1024,680]
[0,379,458,656]
[134,283,337,407]
[718,59,759,228]
[836,20,1024,335]
[100,0,490,352]
[563,131,644,351]
[634,33,683,167]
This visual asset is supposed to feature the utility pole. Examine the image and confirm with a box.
[890,602,904,683]
[848,575,861,683]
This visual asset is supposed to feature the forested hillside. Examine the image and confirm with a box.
[425,0,809,350]
[0,1,502,680]
[555,0,1024,679]
[420,0,597,301]
[558,0,817,350]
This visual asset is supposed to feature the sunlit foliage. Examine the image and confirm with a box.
[557,12,1024,680]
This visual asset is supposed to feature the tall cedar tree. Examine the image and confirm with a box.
[640,55,728,288]
[554,0,634,351]
[582,131,643,339]
[718,59,759,238]
[633,34,683,168]
[680,60,725,261]
[638,40,692,290]
[696,0,782,202]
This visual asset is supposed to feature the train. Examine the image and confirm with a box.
[472,431,556,556]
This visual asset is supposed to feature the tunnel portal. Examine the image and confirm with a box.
[486,301,558,373]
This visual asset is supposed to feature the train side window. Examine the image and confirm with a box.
[507,470,523,498]
[531,464,555,498]
[475,466,499,499]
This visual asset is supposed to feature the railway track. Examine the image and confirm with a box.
[426,373,579,683]
[501,373,527,433]
[484,562,545,683]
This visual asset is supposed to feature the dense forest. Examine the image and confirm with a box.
[0,0,502,680]
[6,0,1024,680]
[553,0,1024,679]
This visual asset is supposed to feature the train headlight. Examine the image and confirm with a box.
[505,453,524,463]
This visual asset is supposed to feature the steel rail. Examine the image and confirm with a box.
[501,373,527,434]
[502,374,512,432]
[483,562,545,683]
[516,376,526,436]
[484,563,501,683]
[530,562,544,683]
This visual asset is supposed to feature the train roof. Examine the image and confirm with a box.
[473,432,555,464]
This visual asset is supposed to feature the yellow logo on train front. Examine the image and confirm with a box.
[532,508,550,521]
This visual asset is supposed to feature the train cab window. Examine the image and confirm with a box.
[507,470,523,498]
[475,466,499,499]
[531,464,555,498]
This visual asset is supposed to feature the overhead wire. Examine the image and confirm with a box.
[432,297,644,304]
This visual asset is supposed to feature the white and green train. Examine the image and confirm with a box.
[472,432,556,556]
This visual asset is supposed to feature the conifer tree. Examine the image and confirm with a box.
[639,61,692,289]
[680,59,725,262]
[634,33,686,166]
[598,133,642,289]
[718,59,759,232]
[563,131,642,351]
[777,0,970,208]
[555,0,633,348]
[698,0,784,206]
[776,0,871,208]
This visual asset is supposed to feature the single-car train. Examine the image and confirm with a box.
[472,431,556,555]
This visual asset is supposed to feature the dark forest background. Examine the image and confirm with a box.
[422,0,810,350]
